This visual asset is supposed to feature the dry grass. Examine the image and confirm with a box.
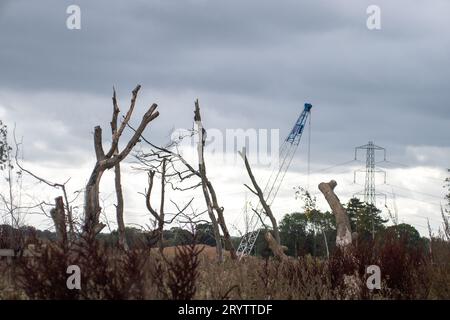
[1,235,449,300]
[157,244,231,260]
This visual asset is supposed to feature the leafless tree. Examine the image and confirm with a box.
[144,157,194,252]
[83,85,159,243]
[1,126,66,251]
[193,100,225,262]
[238,147,281,245]
[13,134,77,241]
[50,196,68,249]
[132,99,237,262]
[111,90,126,250]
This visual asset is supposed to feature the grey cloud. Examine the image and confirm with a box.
[0,0,449,171]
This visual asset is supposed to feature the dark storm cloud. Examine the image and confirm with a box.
[0,0,449,168]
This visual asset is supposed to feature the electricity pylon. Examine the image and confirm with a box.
[353,141,387,207]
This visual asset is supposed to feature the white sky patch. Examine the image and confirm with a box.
[1,88,448,238]
[0,142,447,237]
[0,104,6,118]
[405,145,450,166]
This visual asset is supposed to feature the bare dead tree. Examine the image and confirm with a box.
[0,128,79,254]
[12,131,77,240]
[50,196,68,250]
[194,101,223,262]
[146,159,166,252]
[138,146,195,252]
[111,89,128,251]
[194,100,238,261]
[132,100,237,262]
[83,85,159,242]
[238,147,281,245]
[318,180,354,248]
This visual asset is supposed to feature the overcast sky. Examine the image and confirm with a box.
[0,0,449,236]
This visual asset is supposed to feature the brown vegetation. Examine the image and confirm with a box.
[1,230,449,300]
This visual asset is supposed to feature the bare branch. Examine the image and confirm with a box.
[105,85,140,158]
[243,183,258,196]
[94,126,105,160]
[145,170,160,220]
[239,147,280,244]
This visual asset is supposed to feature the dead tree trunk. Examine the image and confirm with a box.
[264,232,288,261]
[114,162,127,250]
[146,160,167,252]
[50,196,68,249]
[318,180,353,248]
[206,181,237,260]
[83,85,159,242]
[239,147,280,244]
[111,90,128,251]
[194,100,224,263]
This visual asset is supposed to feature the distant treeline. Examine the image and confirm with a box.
[0,198,429,258]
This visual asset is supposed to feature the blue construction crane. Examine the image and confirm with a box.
[237,103,313,259]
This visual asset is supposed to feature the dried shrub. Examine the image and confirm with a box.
[15,236,79,300]
[14,233,151,300]
[150,243,203,300]
[375,233,430,299]
[4,228,448,300]
[328,234,431,299]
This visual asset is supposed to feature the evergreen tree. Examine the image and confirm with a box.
[384,223,423,249]
[346,198,388,241]
[279,212,308,256]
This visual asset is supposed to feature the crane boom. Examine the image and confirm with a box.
[237,103,312,258]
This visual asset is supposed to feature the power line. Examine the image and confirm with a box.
[376,160,446,182]
[378,186,441,208]
[310,159,361,175]
[385,183,443,200]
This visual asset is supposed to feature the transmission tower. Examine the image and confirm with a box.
[353,141,387,206]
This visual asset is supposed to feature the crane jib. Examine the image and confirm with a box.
[237,103,313,259]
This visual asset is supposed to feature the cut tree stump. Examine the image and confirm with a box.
[318,180,353,248]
